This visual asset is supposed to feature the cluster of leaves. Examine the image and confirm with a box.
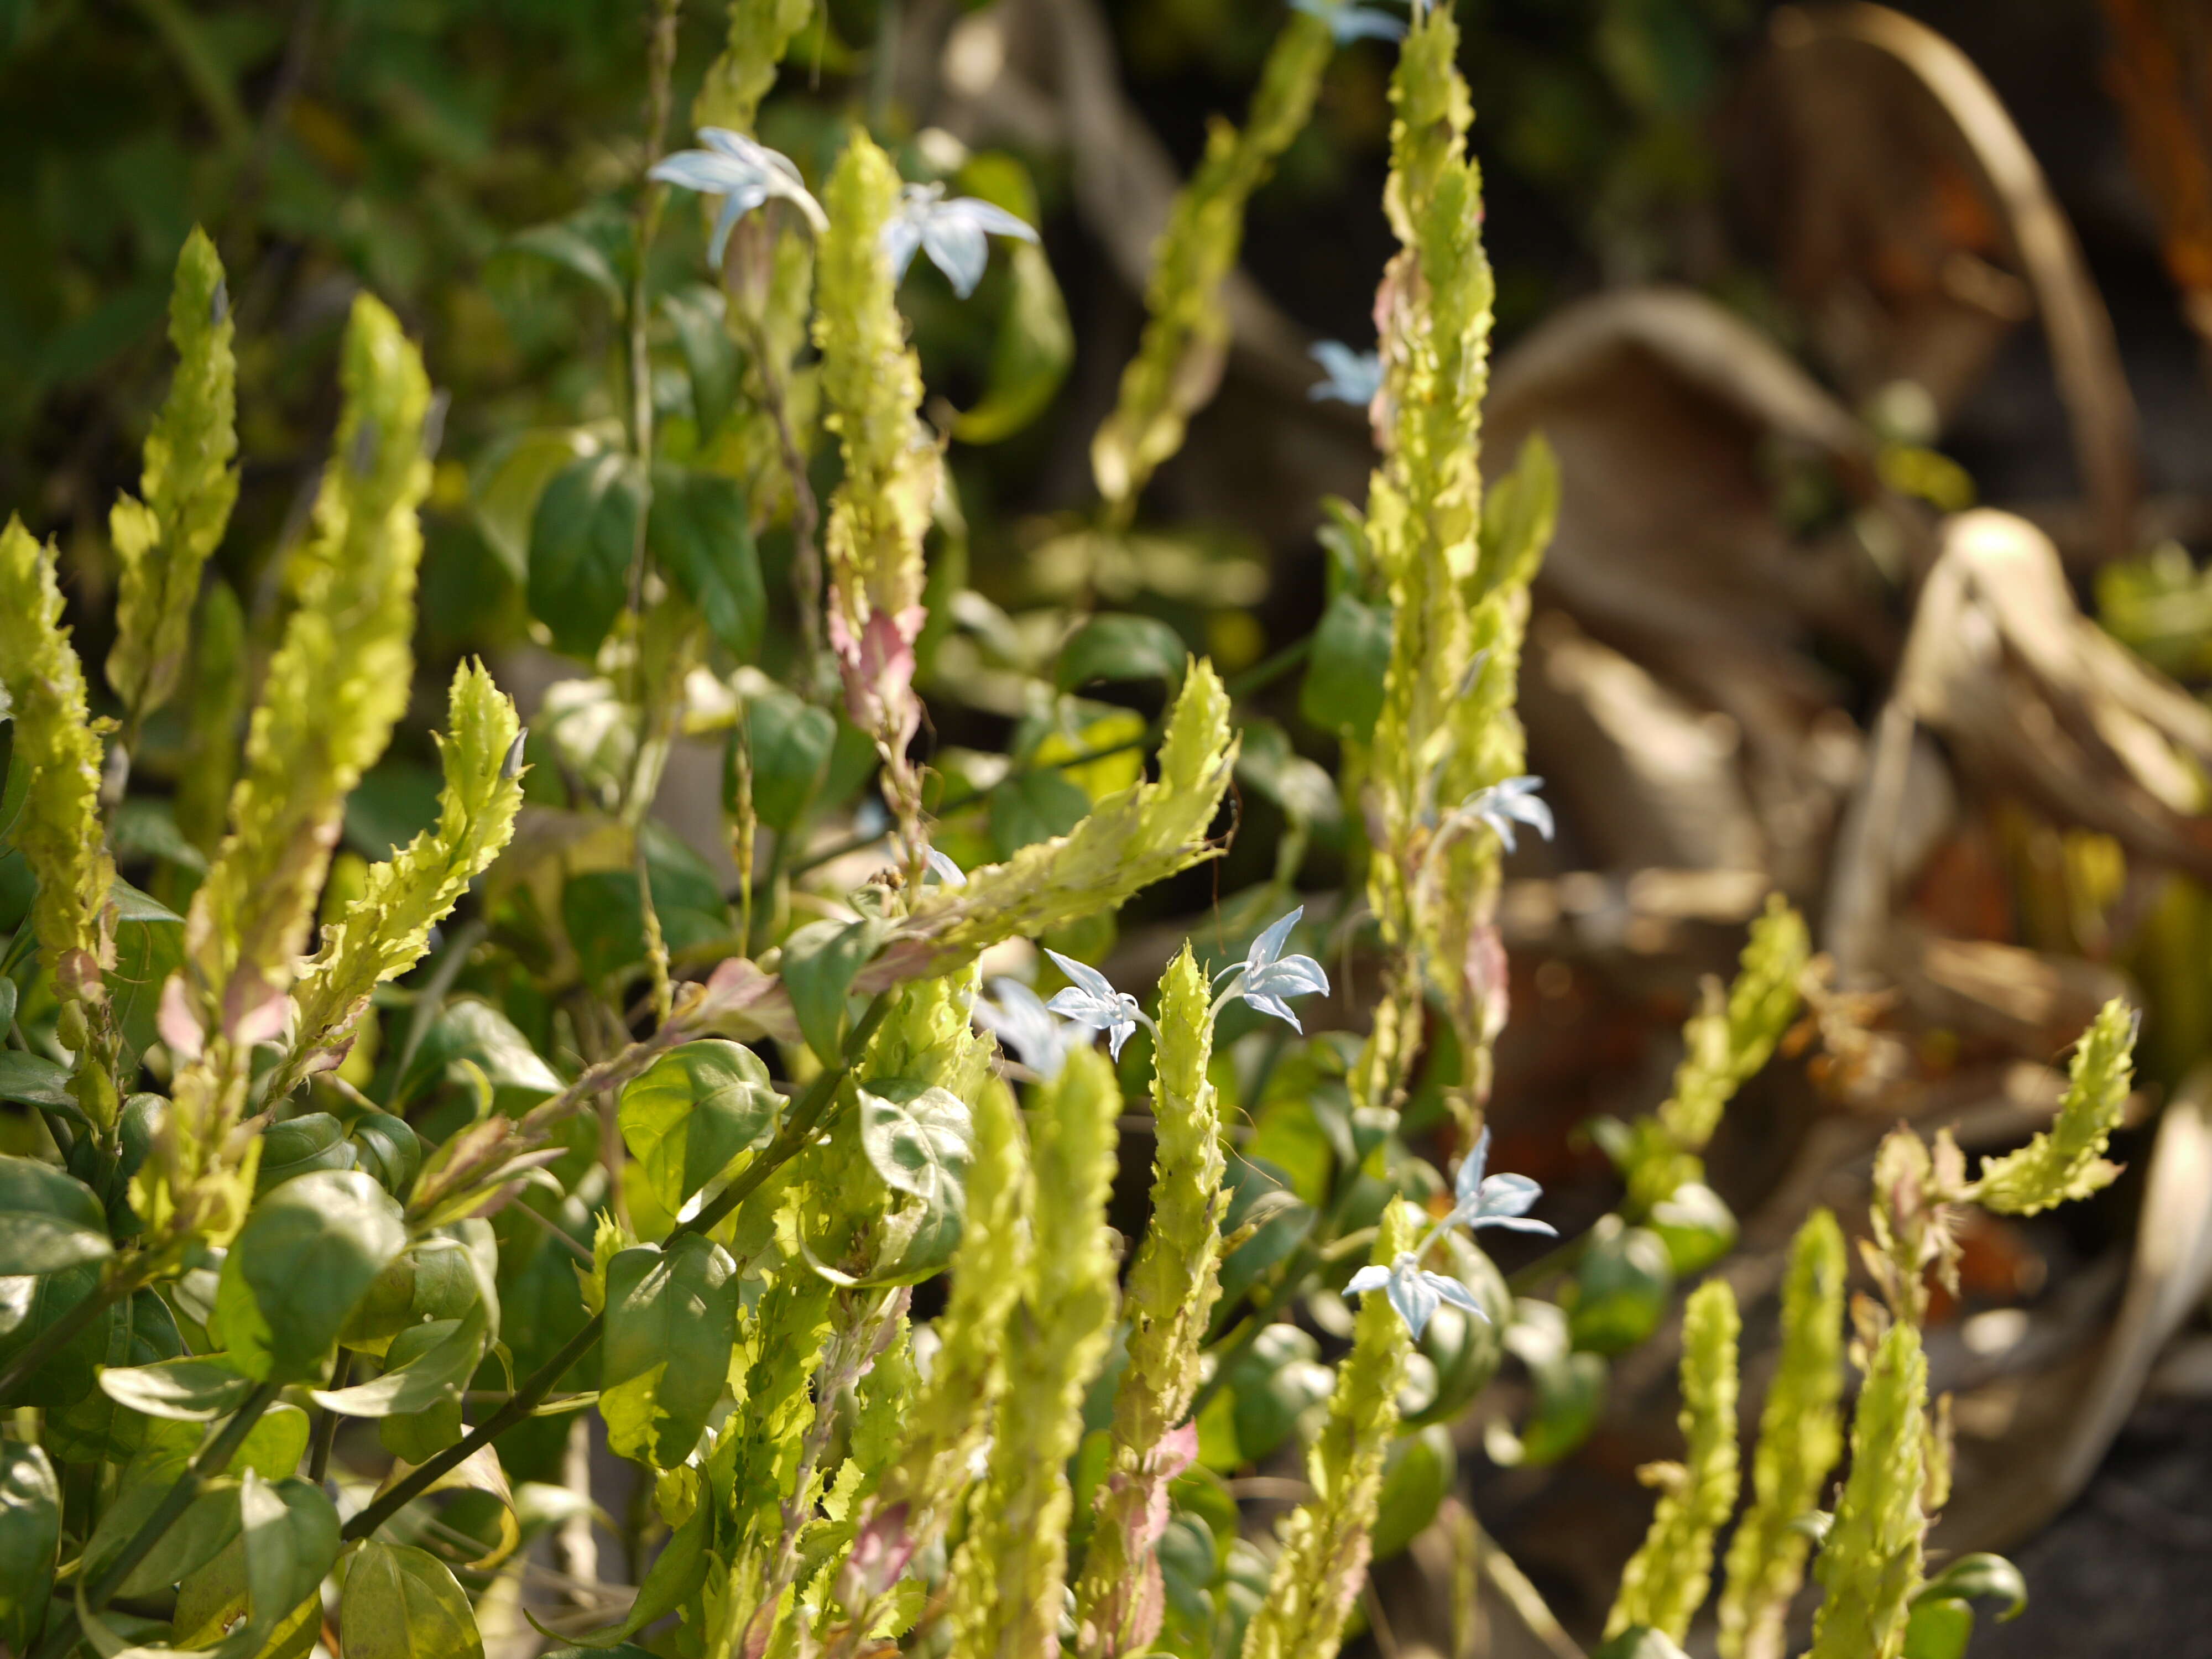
[0,4,2143,1659]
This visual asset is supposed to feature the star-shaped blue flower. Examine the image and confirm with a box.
[1044,950,1148,1059]
[975,978,1078,1080]
[882,184,1039,299]
[1308,341,1384,406]
[1444,1128,1556,1237]
[1347,1253,1489,1339]
[650,128,827,265]
[1458,775,1553,854]
[1213,906,1332,1032]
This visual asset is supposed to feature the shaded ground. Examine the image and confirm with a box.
[1968,1396,2212,1657]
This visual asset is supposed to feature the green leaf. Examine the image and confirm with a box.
[528,451,646,660]
[107,874,180,922]
[377,1317,471,1462]
[562,830,732,989]
[351,1113,424,1200]
[1564,1217,1674,1355]
[472,427,606,584]
[599,1235,740,1468]
[253,1112,359,1197]
[510,209,628,309]
[855,1081,975,1276]
[394,997,562,1113]
[650,465,764,662]
[1914,1553,2026,1621]
[618,1040,780,1218]
[37,1286,185,1465]
[1215,1323,1332,1467]
[954,238,1074,444]
[342,1540,486,1659]
[1370,1422,1455,1560]
[237,1472,343,1657]
[662,287,739,441]
[0,1267,171,1412]
[988,768,1092,859]
[0,1154,112,1275]
[1649,1182,1738,1276]
[1475,432,1561,599]
[0,1051,76,1111]
[312,1306,487,1418]
[108,904,184,1068]
[0,1442,59,1651]
[1299,592,1391,738]
[1235,718,1340,830]
[739,687,836,833]
[1057,614,1189,694]
[215,1170,407,1383]
[1486,1303,1610,1469]
[782,915,883,1066]
[343,760,443,860]
[1902,1599,1973,1659]
[1405,1232,1510,1428]
[84,1407,308,1602]
[549,1500,709,1648]
[97,1353,253,1421]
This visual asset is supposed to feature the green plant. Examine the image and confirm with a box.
[0,4,2135,1658]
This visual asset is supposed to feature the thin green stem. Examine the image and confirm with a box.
[307,1348,351,1484]
[34,1380,284,1659]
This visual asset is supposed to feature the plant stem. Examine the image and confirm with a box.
[34,1380,284,1659]
[346,997,894,1544]
[307,1349,351,1485]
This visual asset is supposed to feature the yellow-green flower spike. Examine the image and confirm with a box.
[1807,1321,1928,1659]
[895,659,1236,977]
[185,293,432,1035]
[1239,1199,1417,1659]
[278,660,525,1095]
[1970,998,2136,1214]
[0,515,118,1123]
[1074,945,1226,1657]
[106,226,239,734]
[860,1074,1032,1542]
[813,129,939,779]
[1718,1209,1847,1659]
[1627,897,1809,1213]
[1606,1279,1742,1644]
[1091,9,1333,513]
[693,0,815,134]
[946,1045,1121,1659]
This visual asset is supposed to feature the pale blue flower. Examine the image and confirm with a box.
[1444,1128,1555,1237]
[975,978,1078,1079]
[1044,950,1147,1059]
[1308,341,1384,405]
[1213,906,1331,1032]
[1291,0,1407,44]
[882,184,1039,299]
[1458,775,1553,854]
[650,128,827,265]
[922,847,967,888]
[1347,1253,1488,1339]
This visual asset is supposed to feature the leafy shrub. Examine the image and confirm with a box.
[0,4,2126,1657]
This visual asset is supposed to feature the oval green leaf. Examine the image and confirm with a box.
[215,1171,406,1382]
[599,1235,740,1469]
[618,1040,780,1217]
